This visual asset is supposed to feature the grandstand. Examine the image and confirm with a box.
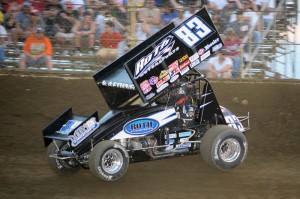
[1,0,299,78]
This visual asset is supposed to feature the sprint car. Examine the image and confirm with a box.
[42,8,250,181]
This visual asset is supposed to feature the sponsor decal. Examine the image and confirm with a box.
[157,82,169,93]
[140,80,152,94]
[124,118,159,135]
[159,70,169,79]
[189,53,199,62]
[145,92,155,100]
[168,60,180,77]
[156,75,170,88]
[190,59,200,68]
[165,133,177,139]
[212,43,223,52]
[179,131,192,137]
[149,76,158,85]
[101,80,135,90]
[170,74,179,83]
[178,54,188,63]
[173,16,214,48]
[201,50,211,61]
[179,59,191,76]
[134,36,176,79]
[69,117,99,147]
[204,38,220,51]
[58,120,82,134]
[198,48,205,56]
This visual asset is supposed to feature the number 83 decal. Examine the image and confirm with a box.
[173,16,214,48]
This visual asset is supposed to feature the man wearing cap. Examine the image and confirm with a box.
[19,27,53,69]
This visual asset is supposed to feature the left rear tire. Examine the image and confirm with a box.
[47,141,81,174]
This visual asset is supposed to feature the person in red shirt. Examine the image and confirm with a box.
[96,21,123,64]
[19,27,53,69]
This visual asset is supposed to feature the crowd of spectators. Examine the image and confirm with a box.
[0,0,276,77]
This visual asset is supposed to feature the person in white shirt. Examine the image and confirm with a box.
[206,49,233,78]
[255,0,275,28]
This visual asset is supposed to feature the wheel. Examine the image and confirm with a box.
[47,141,81,174]
[89,140,129,181]
[200,125,248,171]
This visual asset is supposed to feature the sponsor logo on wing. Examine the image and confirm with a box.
[69,117,99,147]
[189,53,199,62]
[149,76,158,85]
[157,82,169,93]
[198,48,205,55]
[201,50,211,61]
[190,59,200,68]
[145,92,155,100]
[156,75,170,88]
[212,43,223,52]
[179,59,190,70]
[124,118,159,135]
[178,54,188,63]
[140,80,152,94]
[204,38,220,51]
[134,36,175,79]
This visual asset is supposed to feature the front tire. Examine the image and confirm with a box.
[47,141,81,174]
[200,125,248,171]
[89,140,129,181]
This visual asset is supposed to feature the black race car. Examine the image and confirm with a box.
[43,8,250,181]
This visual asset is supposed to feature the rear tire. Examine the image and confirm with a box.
[89,140,129,181]
[47,141,81,174]
[200,125,248,171]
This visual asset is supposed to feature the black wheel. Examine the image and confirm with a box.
[200,125,248,171]
[89,140,129,181]
[47,141,81,174]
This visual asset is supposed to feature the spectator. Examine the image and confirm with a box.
[255,0,275,28]
[220,0,242,28]
[206,49,233,78]
[28,9,45,34]
[11,1,32,53]
[73,11,96,56]
[95,8,106,38]
[105,0,127,25]
[0,24,7,68]
[96,21,123,64]
[19,27,53,69]
[242,0,261,31]
[160,2,177,27]
[103,11,126,34]
[183,1,200,18]
[54,1,79,55]
[60,0,85,17]
[172,6,186,26]
[139,0,161,36]
[3,5,19,43]
[43,0,63,37]
[223,28,242,78]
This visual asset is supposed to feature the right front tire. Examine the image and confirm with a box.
[200,125,248,171]
[89,140,129,181]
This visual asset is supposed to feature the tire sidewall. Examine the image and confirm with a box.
[90,141,129,181]
[212,130,247,170]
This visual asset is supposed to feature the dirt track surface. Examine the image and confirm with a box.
[0,71,299,199]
